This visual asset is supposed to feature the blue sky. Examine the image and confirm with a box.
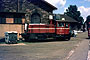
[45,0,90,22]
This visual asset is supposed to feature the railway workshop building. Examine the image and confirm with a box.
[0,0,57,40]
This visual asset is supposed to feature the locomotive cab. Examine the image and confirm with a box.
[55,21,70,40]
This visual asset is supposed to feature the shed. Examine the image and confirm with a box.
[54,14,78,30]
[54,14,77,23]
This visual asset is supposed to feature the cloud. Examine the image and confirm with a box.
[45,0,66,7]
[78,6,90,22]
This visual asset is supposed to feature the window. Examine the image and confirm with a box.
[2,18,6,23]
[14,14,22,24]
[58,23,64,27]
[14,18,22,24]
[54,14,60,20]
[0,17,6,24]
[31,13,41,23]
[65,23,68,28]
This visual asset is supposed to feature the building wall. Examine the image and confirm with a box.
[0,0,17,12]
[0,24,24,40]
[0,0,50,24]
[0,12,25,40]
[20,1,50,24]
[0,0,52,40]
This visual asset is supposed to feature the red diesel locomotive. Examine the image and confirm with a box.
[21,15,71,41]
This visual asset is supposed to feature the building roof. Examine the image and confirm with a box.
[42,0,57,10]
[0,0,57,13]
[29,0,57,12]
[54,14,78,23]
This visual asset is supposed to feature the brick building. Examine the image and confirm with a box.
[0,0,57,40]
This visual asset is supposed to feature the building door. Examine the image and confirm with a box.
[31,13,41,23]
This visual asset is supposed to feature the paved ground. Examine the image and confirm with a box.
[67,39,89,60]
[0,31,89,60]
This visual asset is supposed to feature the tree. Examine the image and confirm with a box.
[64,5,84,30]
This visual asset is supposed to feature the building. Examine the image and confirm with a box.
[54,14,78,30]
[0,0,57,40]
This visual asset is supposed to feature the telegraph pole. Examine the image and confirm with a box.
[17,0,19,12]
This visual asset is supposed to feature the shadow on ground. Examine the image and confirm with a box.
[0,38,5,43]
[86,38,90,40]
[23,38,69,43]
[0,38,70,44]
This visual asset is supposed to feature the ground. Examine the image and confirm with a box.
[0,31,88,60]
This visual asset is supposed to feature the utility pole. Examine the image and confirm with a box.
[17,0,19,12]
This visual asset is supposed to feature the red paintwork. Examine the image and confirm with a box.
[27,23,70,35]
[88,28,90,36]
[56,27,69,35]
[28,24,55,34]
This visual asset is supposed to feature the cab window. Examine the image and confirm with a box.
[58,23,64,27]
[65,23,68,28]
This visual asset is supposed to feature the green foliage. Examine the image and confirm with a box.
[64,5,84,24]
[64,5,84,30]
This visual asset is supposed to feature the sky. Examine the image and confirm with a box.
[45,0,90,22]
